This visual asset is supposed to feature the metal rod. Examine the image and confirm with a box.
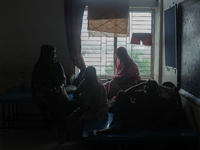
[8,103,10,128]
[2,103,5,131]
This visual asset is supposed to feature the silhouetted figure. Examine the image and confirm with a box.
[104,47,141,100]
[67,66,108,141]
[31,44,69,138]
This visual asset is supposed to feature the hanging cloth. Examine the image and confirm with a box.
[131,33,152,46]
[87,0,129,37]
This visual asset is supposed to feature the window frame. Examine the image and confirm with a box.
[80,7,155,80]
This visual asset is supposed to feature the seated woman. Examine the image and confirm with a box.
[31,44,69,138]
[89,80,187,139]
[67,66,109,140]
[104,47,141,100]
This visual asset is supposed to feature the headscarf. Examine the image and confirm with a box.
[84,66,98,84]
[114,47,129,70]
[37,44,57,64]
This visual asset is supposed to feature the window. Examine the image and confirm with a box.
[81,7,154,79]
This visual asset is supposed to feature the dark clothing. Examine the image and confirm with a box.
[32,61,66,94]
[67,78,108,139]
[109,80,187,132]
[66,66,109,140]
[31,60,69,124]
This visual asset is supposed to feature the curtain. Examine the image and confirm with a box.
[87,0,129,37]
[64,0,87,86]
[64,0,87,72]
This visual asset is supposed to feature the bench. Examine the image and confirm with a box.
[82,113,199,141]
[0,87,74,131]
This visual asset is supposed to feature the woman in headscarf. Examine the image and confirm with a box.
[67,66,108,140]
[104,47,142,100]
[31,44,69,138]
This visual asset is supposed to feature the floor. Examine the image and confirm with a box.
[0,108,92,150]
[1,111,200,150]
[0,129,88,150]
[1,125,200,150]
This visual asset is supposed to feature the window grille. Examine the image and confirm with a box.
[81,7,154,79]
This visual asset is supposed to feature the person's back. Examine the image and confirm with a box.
[67,66,108,140]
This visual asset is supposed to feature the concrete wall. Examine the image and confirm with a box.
[153,0,162,84]
[0,0,74,93]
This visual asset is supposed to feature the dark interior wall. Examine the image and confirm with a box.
[0,0,74,92]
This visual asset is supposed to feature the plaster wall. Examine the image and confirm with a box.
[0,0,74,93]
